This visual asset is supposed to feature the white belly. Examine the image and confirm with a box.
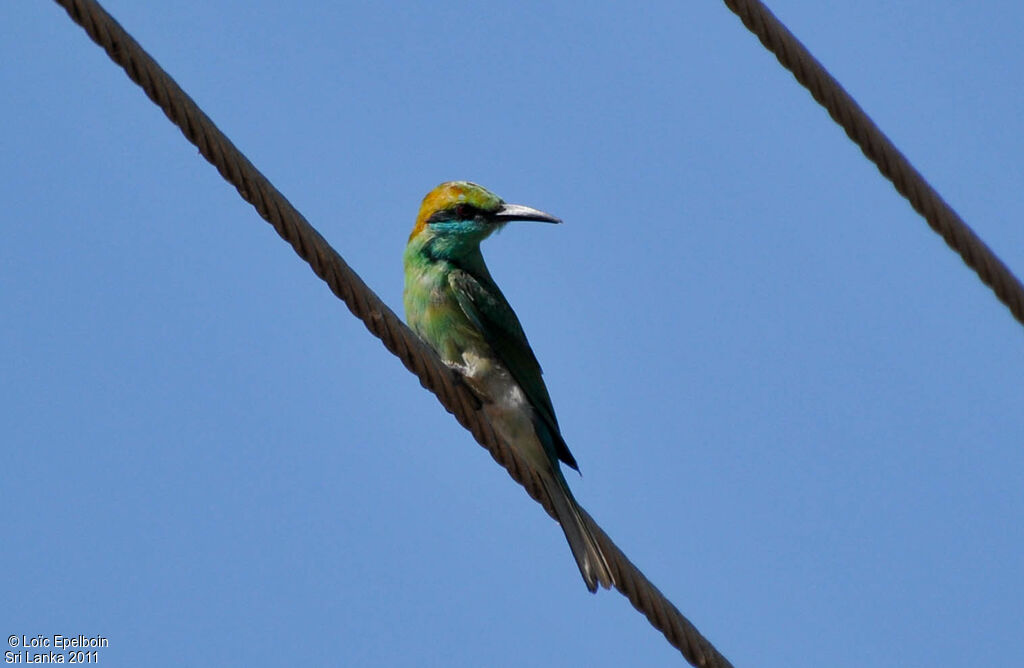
[459,351,552,473]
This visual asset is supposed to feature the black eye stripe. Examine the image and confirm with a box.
[426,204,485,224]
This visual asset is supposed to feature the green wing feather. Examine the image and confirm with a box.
[448,268,579,471]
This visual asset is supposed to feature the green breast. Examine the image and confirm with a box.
[404,254,487,366]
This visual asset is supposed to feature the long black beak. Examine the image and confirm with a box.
[493,203,562,224]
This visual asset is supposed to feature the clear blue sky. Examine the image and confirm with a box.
[4,1,1022,666]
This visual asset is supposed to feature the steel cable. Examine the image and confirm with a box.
[723,0,1024,329]
[52,0,733,665]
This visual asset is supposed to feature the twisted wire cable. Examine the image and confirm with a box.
[52,0,733,665]
[723,0,1024,329]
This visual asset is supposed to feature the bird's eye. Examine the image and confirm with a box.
[455,204,470,219]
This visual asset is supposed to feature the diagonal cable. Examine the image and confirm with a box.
[51,0,733,665]
[723,0,1024,329]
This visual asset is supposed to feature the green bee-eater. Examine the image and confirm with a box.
[403,181,613,592]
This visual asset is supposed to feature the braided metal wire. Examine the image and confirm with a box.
[52,0,734,665]
[724,0,1024,329]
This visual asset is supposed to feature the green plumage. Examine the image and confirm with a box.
[403,181,613,592]
[447,264,578,470]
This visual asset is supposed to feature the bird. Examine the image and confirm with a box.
[403,181,614,592]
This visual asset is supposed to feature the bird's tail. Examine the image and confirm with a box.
[542,472,615,593]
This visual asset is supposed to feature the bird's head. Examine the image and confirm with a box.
[409,181,561,250]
